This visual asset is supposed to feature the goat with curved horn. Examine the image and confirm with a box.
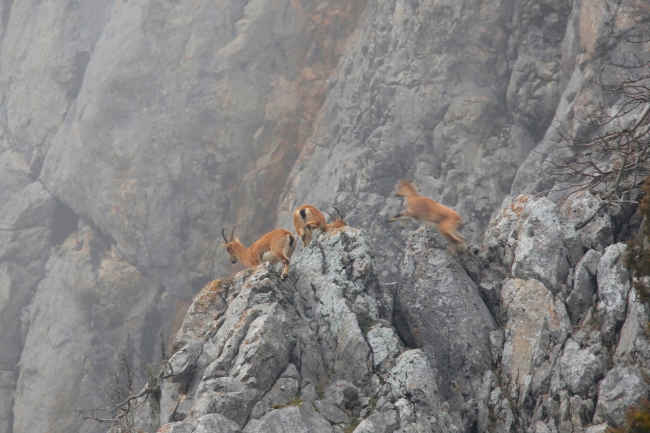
[221,226,296,281]
[293,204,346,247]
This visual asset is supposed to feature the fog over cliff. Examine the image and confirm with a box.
[0,0,648,432]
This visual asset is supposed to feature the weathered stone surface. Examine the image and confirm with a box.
[193,413,242,433]
[566,249,601,324]
[353,410,398,433]
[594,366,650,428]
[483,195,581,293]
[243,403,332,433]
[562,192,614,252]
[157,422,193,433]
[366,324,403,373]
[614,288,650,368]
[559,339,605,398]
[12,225,163,433]
[313,400,350,425]
[500,279,570,408]
[596,244,632,346]
[398,228,496,401]
[476,371,514,433]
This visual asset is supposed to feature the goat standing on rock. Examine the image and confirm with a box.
[389,181,466,247]
[293,204,346,247]
[221,226,296,281]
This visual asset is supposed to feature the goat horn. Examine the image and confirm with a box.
[222,228,229,244]
[230,226,237,242]
[325,211,335,221]
[333,206,343,220]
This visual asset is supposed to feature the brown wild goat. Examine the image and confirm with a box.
[388,181,466,245]
[293,205,346,247]
[221,226,296,281]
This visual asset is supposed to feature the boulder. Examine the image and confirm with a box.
[398,228,496,401]
[566,249,601,324]
[243,403,332,433]
[596,244,632,345]
[559,339,605,397]
[193,413,241,433]
[594,366,650,428]
[500,279,570,407]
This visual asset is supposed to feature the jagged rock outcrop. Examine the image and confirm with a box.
[141,228,467,432]
[396,228,496,411]
[480,192,646,433]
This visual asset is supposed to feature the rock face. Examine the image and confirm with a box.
[140,228,461,432]
[0,0,648,432]
[397,228,496,408]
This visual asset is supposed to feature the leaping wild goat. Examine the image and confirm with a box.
[293,205,346,247]
[388,181,466,246]
[221,226,296,281]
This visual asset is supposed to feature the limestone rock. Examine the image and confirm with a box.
[614,288,650,368]
[559,339,605,398]
[594,366,650,428]
[398,228,496,401]
[500,279,570,408]
[566,249,601,324]
[193,413,242,433]
[597,244,632,346]
[482,195,583,291]
[243,403,332,433]
[366,324,403,373]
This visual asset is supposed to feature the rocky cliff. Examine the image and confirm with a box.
[0,0,647,432]
[146,204,643,433]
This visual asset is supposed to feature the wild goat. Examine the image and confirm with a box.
[221,226,296,281]
[293,205,346,247]
[388,181,466,245]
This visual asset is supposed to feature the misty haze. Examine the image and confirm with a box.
[0,0,649,432]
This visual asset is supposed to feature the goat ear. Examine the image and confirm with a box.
[235,237,240,242]
[221,243,228,247]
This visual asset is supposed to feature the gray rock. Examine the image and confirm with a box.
[387,350,443,419]
[258,376,300,413]
[566,249,601,324]
[596,244,632,345]
[559,339,605,397]
[324,380,359,410]
[510,198,572,293]
[594,366,650,428]
[0,150,31,210]
[476,371,515,433]
[0,182,56,231]
[228,310,292,392]
[243,402,332,433]
[193,413,242,433]
[353,410,398,433]
[313,400,350,425]
[562,192,614,252]
[12,224,163,433]
[157,422,193,433]
[173,279,232,352]
[585,424,607,433]
[482,195,583,293]
[500,279,570,408]
[614,288,650,368]
[398,228,496,400]
[366,325,403,373]
[190,388,258,426]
